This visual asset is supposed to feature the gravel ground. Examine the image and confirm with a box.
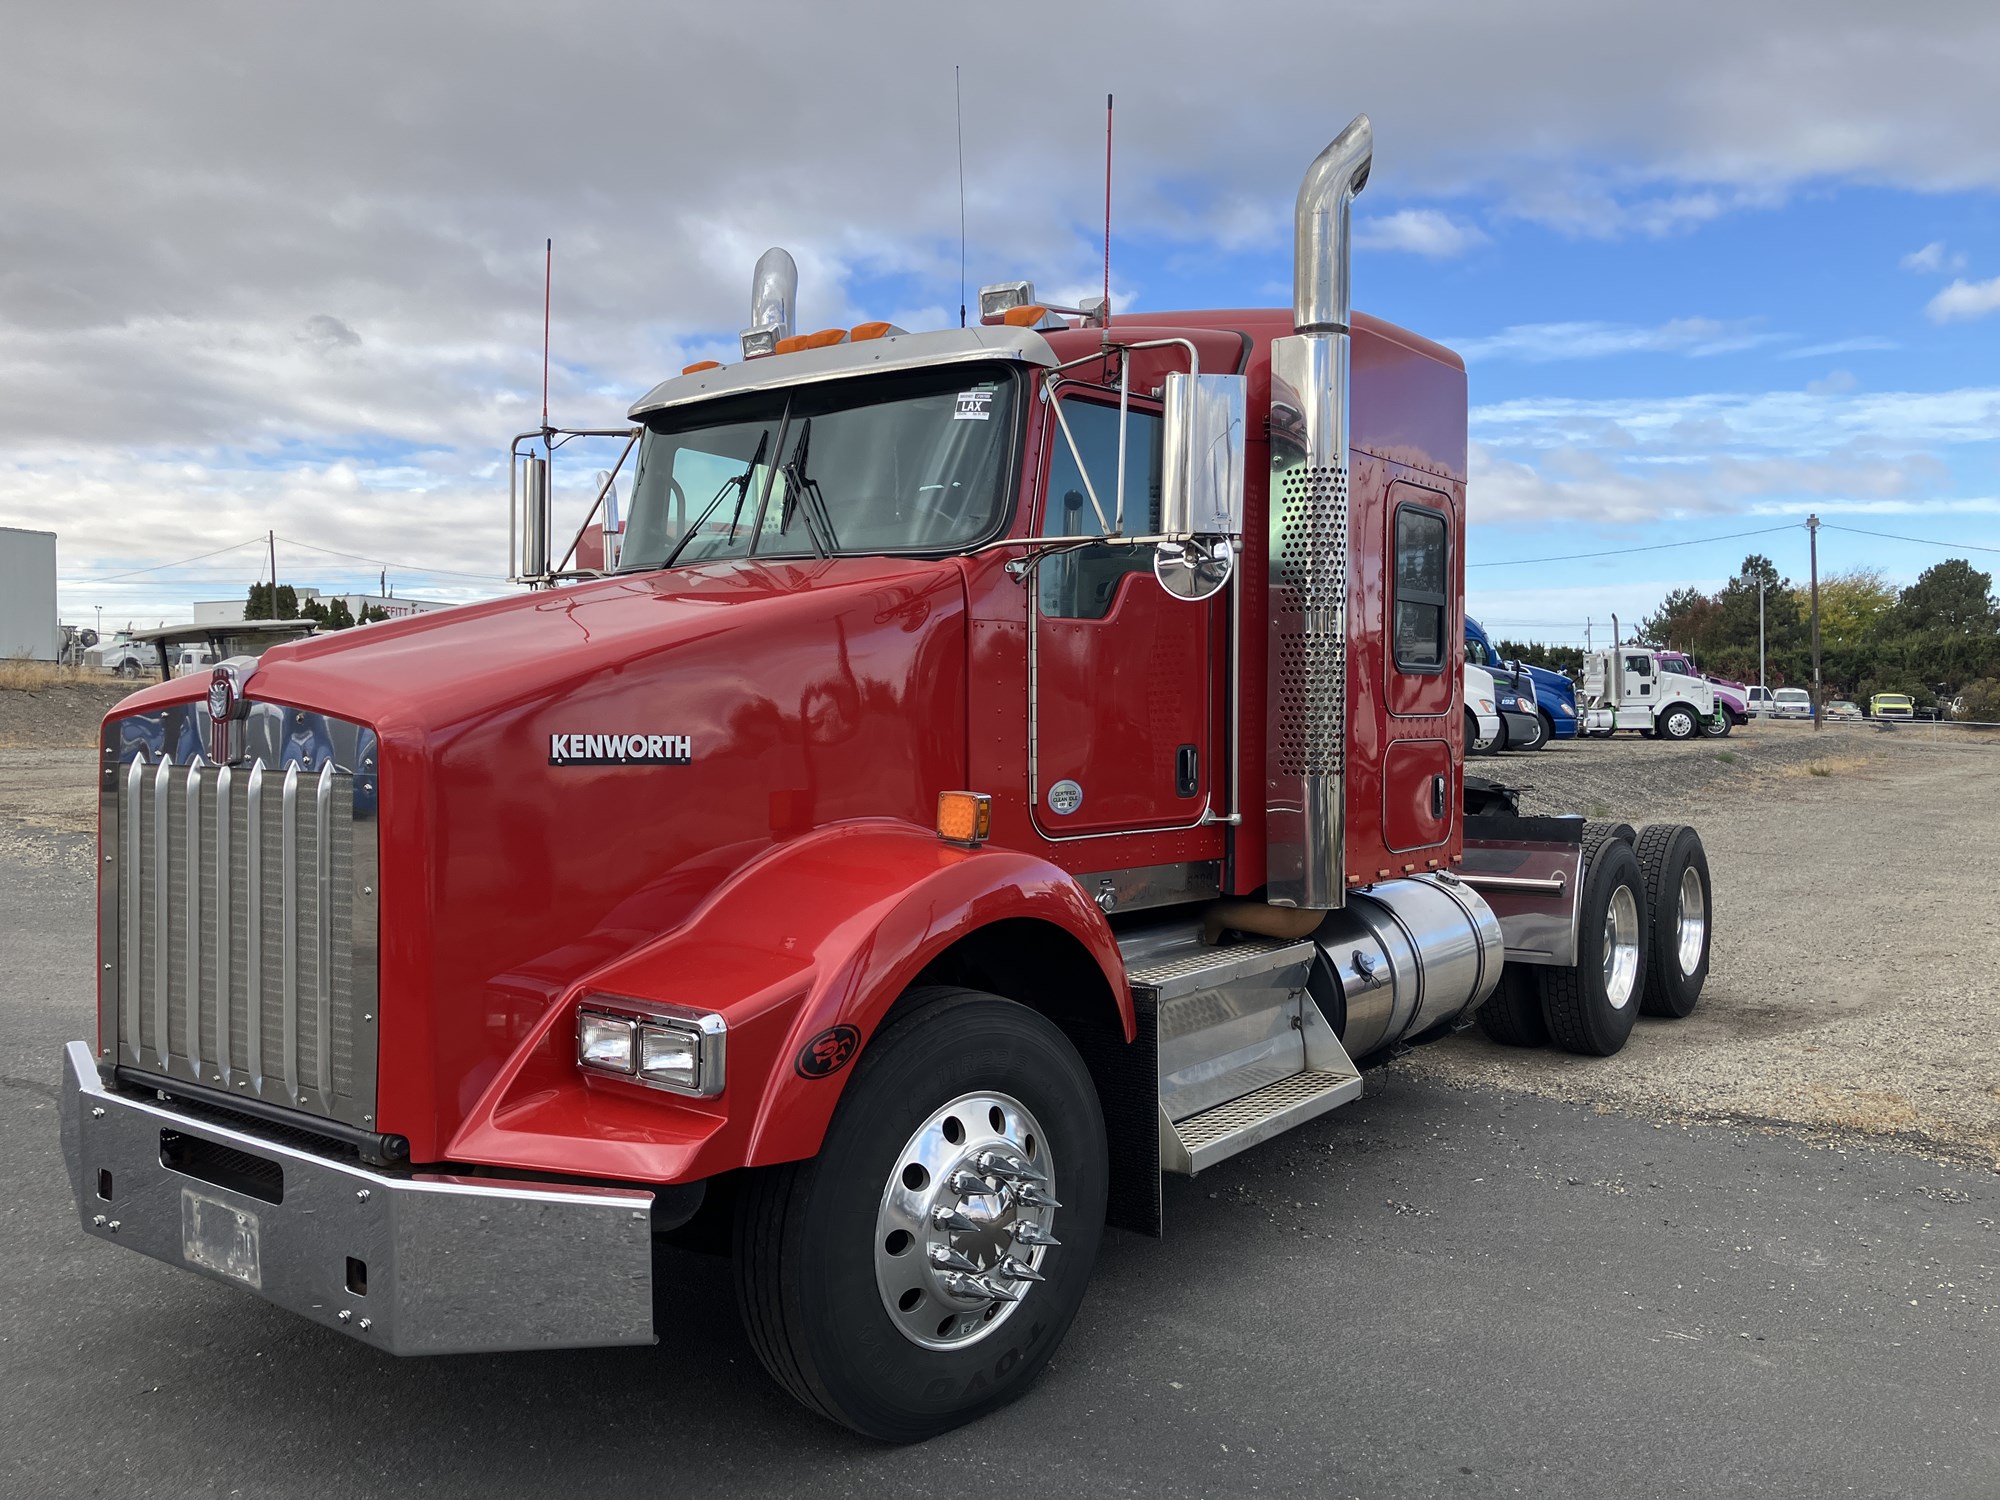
[1421,718,2000,1171]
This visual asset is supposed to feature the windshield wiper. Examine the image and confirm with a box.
[661,430,770,570]
[778,417,837,557]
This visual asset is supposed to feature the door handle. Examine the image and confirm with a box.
[1175,744,1199,798]
[1432,774,1446,819]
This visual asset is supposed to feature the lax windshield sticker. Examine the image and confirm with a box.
[549,733,691,766]
[953,387,994,421]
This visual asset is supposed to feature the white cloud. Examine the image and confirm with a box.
[1901,241,1966,274]
[1926,276,2000,323]
[1356,209,1487,259]
[1454,318,1779,363]
[1779,336,1897,359]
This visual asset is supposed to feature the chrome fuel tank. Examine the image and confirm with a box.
[1309,875,1503,1060]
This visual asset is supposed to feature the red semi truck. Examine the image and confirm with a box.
[60,116,1715,1440]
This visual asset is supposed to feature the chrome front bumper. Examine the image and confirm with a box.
[59,1041,655,1355]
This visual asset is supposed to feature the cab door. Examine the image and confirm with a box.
[1028,394,1214,838]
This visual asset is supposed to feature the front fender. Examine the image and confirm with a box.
[445,819,1129,1183]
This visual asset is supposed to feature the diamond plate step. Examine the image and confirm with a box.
[1160,1065,1363,1176]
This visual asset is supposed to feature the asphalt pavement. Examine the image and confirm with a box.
[3,828,1995,1499]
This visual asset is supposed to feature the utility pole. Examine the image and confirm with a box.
[1758,576,1766,700]
[1807,514,1822,732]
[268,530,279,618]
[1585,617,1592,651]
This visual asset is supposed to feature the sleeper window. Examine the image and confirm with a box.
[1392,504,1449,673]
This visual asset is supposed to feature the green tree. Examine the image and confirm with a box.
[1495,639,1584,677]
[325,599,356,629]
[358,604,389,624]
[245,582,299,619]
[1896,559,1996,636]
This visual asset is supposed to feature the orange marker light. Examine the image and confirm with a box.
[999,305,1050,327]
[848,320,906,342]
[773,328,848,355]
[936,791,992,846]
[681,359,722,375]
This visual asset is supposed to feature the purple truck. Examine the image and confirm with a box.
[1656,651,1746,736]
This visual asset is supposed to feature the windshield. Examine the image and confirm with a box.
[618,364,1021,570]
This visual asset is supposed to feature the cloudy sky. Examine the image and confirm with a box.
[6,0,1999,640]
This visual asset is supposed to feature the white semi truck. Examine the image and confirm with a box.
[1580,646,1717,741]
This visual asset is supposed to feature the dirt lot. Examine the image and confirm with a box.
[4,690,1997,1167]
[1423,717,2000,1171]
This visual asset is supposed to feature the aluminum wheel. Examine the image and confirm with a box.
[873,1090,1058,1352]
[1675,865,1707,976]
[1603,883,1641,1009]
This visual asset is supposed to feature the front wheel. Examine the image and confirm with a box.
[1466,709,1502,756]
[1511,712,1548,752]
[734,989,1108,1441]
[1658,704,1700,741]
[1700,707,1733,738]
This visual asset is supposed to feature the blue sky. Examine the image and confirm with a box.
[5,3,1997,638]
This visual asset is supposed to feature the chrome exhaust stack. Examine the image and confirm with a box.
[1266,114,1372,910]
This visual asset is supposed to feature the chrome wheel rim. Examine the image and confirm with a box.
[1676,865,1707,976]
[1603,884,1641,1009]
[874,1091,1058,1351]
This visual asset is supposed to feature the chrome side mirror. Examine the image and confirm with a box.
[1156,372,1246,602]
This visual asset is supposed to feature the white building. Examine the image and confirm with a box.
[0,527,60,661]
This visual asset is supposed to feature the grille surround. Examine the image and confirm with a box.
[99,701,380,1131]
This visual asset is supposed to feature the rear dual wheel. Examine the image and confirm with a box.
[1635,824,1711,1017]
[734,989,1107,1441]
[1540,834,1647,1056]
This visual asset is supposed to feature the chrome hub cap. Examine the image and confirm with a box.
[1603,884,1641,1009]
[1676,866,1707,976]
[874,1091,1058,1351]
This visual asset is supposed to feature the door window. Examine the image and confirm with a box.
[1037,397,1163,620]
[1391,504,1449,673]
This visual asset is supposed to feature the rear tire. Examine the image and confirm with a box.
[1539,836,1648,1056]
[1635,825,1711,1017]
[733,989,1107,1441]
[1658,704,1700,741]
[1475,967,1548,1048]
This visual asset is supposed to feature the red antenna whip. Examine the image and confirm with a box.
[1102,93,1114,333]
[541,238,552,429]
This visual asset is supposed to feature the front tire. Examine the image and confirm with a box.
[1635,825,1711,1017]
[1700,707,1733,738]
[1658,704,1700,741]
[1539,836,1648,1056]
[1512,712,1549,752]
[734,989,1108,1441]
[1466,708,1501,756]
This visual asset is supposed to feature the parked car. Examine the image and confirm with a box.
[1463,662,1502,756]
[1869,692,1914,720]
[1772,687,1812,719]
[168,647,221,679]
[1744,685,1775,717]
[1826,700,1862,721]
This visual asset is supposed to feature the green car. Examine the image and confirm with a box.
[1869,693,1914,720]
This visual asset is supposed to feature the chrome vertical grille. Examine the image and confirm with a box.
[99,704,379,1130]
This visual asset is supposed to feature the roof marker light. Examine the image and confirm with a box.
[682,359,722,375]
[849,321,906,343]
[774,328,848,355]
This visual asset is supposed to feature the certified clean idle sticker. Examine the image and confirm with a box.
[1047,779,1084,815]
[549,733,691,766]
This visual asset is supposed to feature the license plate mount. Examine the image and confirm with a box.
[180,1186,263,1289]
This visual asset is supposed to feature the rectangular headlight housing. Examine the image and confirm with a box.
[577,1000,726,1098]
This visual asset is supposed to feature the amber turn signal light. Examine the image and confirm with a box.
[936,791,992,846]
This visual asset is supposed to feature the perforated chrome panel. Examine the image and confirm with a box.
[1267,332,1350,909]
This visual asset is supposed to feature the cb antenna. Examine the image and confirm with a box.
[956,66,967,328]
[541,237,553,430]
[1103,93,1113,334]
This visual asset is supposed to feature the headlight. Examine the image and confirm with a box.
[577,1001,727,1097]
[1477,696,1495,714]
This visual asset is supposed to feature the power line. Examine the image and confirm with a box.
[274,536,506,582]
[1469,524,1795,569]
[60,537,265,584]
[1819,523,2000,557]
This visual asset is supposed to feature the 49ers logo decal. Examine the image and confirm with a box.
[795,1024,861,1079]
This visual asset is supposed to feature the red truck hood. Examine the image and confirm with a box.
[173,556,973,1159]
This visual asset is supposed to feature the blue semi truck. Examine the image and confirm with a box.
[1464,616,1579,746]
